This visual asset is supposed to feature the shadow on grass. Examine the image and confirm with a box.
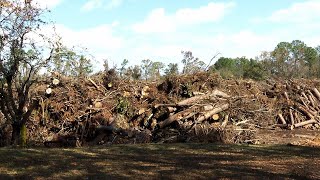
[0,144,319,179]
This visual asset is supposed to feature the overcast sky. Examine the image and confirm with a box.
[35,0,320,70]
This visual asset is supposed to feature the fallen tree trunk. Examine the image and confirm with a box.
[289,109,294,125]
[312,88,320,101]
[220,114,229,128]
[293,119,317,128]
[177,90,229,106]
[196,104,229,123]
[158,107,196,128]
[278,114,286,125]
[297,106,315,120]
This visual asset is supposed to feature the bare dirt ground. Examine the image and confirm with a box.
[0,144,319,179]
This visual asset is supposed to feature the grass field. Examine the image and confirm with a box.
[0,143,319,179]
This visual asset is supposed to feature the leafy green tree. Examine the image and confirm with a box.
[140,59,165,80]
[290,40,308,77]
[214,57,236,70]
[315,46,320,56]
[303,47,318,77]
[131,65,142,80]
[74,55,93,77]
[165,63,179,76]
[271,40,314,78]
[258,51,275,76]
[242,59,266,80]
[150,61,165,80]
[213,57,237,78]
[271,41,292,77]
[119,59,129,77]
[141,59,153,80]
[214,56,266,80]
[125,65,142,80]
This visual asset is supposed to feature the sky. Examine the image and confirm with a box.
[33,0,320,70]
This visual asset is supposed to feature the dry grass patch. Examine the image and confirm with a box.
[0,144,319,179]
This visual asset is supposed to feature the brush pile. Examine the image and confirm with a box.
[1,71,320,147]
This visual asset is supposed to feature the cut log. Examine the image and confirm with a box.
[123,91,130,97]
[301,92,310,104]
[88,77,99,89]
[284,92,289,103]
[312,88,320,101]
[278,114,286,124]
[212,114,220,121]
[307,90,318,103]
[177,90,229,106]
[299,97,310,109]
[235,119,250,126]
[196,104,229,123]
[138,108,146,115]
[150,118,157,130]
[183,112,198,120]
[211,89,231,98]
[308,95,316,108]
[177,94,210,106]
[289,109,294,125]
[167,107,177,113]
[94,102,103,108]
[221,114,229,128]
[45,88,52,95]
[158,107,196,128]
[192,92,205,96]
[52,78,60,86]
[297,106,315,119]
[293,119,317,128]
[141,86,150,98]
[289,125,294,130]
[202,105,214,111]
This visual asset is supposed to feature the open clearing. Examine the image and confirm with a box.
[0,144,319,179]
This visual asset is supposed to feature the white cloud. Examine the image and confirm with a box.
[175,2,235,25]
[53,24,123,50]
[255,1,320,23]
[81,0,123,12]
[39,23,125,70]
[132,2,235,33]
[81,0,103,12]
[132,8,176,33]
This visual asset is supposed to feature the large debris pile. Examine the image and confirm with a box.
[1,71,320,147]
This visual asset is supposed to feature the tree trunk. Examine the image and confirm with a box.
[11,122,26,146]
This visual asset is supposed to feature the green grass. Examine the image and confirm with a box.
[0,144,319,179]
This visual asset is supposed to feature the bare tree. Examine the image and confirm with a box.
[0,0,53,145]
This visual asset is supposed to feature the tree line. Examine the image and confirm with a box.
[212,40,320,80]
[99,40,320,81]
